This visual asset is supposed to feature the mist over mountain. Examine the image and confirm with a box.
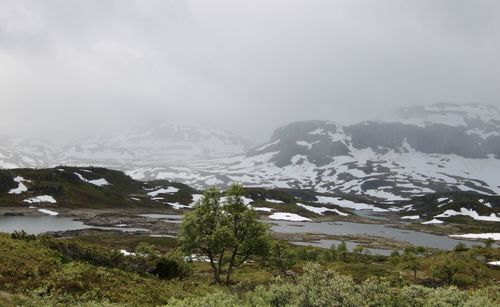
[2,102,499,202]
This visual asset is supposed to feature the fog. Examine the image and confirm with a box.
[1,0,499,142]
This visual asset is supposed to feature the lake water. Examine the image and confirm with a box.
[138,214,183,224]
[291,239,394,256]
[270,220,479,251]
[0,216,150,234]
[0,215,480,255]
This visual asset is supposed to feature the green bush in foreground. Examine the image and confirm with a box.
[169,263,500,307]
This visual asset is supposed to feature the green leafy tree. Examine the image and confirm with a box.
[337,241,348,262]
[431,255,461,286]
[269,241,296,276]
[401,250,420,281]
[322,243,338,262]
[389,250,401,265]
[178,184,270,284]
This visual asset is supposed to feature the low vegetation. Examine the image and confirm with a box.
[0,184,499,306]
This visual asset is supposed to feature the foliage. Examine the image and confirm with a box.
[178,184,271,283]
[269,241,296,275]
[171,263,500,306]
[430,254,462,286]
[401,249,421,281]
[1,233,500,306]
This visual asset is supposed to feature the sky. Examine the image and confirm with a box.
[1,0,499,142]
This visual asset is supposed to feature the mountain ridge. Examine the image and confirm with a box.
[1,103,499,201]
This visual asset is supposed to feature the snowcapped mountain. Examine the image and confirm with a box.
[57,123,253,167]
[0,122,252,169]
[0,137,57,169]
[1,103,499,202]
[128,103,500,202]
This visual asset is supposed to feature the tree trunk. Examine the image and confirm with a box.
[216,252,225,284]
[226,247,238,284]
[208,254,220,284]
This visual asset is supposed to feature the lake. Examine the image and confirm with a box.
[0,215,480,255]
[270,220,479,251]
[0,216,150,234]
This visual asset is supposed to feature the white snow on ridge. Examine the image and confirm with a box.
[315,196,388,212]
[255,139,280,151]
[435,208,500,222]
[88,178,110,186]
[466,129,500,140]
[308,128,324,135]
[147,187,179,197]
[38,209,59,216]
[397,113,468,128]
[422,219,443,225]
[74,172,110,187]
[479,199,493,208]
[296,141,320,150]
[24,195,57,204]
[364,189,409,202]
[297,203,348,216]
[168,202,190,210]
[9,176,29,194]
[449,233,500,241]
[488,261,500,266]
[265,198,284,204]
[269,212,311,222]
[401,215,420,220]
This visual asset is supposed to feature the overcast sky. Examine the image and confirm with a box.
[1,0,499,141]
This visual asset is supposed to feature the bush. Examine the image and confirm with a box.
[152,250,192,280]
[0,234,61,291]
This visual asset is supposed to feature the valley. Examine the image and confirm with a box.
[1,166,498,256]
[1,103,499,306]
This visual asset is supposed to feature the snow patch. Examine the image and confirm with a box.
[168,202,191,210]
[449,233,500,241]
[8,176,29,194]
[255,139,280,151]
[265,198,283,204]
[297,203,348,216]
[401,215,420,220]
[315,196,388,212]
[37,209,59,216]
[435,208,500,222]
[147,187,179,197]
[269,212,311,222]
[296,140,320,150]
[74,172,110,186]
[422,219,443,225]
[24,195,57,204]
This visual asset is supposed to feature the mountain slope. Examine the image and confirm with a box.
[0,122,252,169]
[130,103,500,201]
[2,103,499,202]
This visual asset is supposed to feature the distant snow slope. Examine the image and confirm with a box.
[2,103,500,202]
[0,122,252,169]
[126,103,500,202]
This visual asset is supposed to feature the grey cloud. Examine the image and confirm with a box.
[0,0,499,141]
